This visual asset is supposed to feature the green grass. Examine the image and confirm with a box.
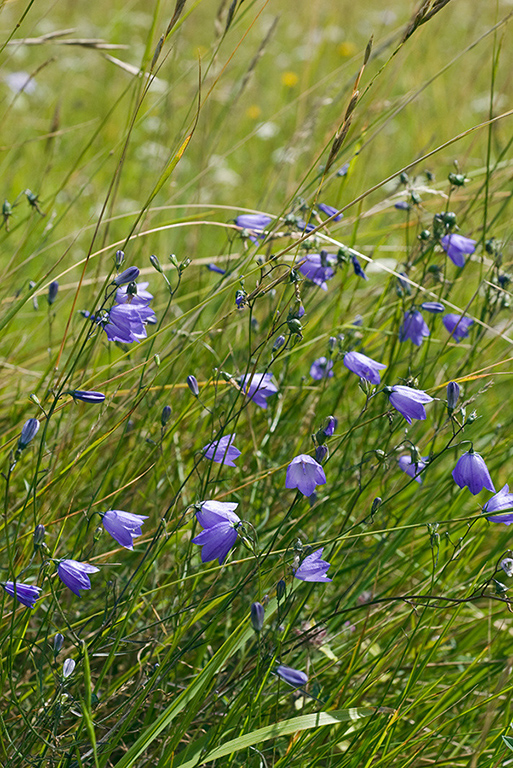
[1,0,513,765]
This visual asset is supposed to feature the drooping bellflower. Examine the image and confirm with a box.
[102,510,148,550]
[452,450,495,496]
[443,314,473,343]
[343,351,386,385]
[202,434,241,467]
[235,213,272,232]
[310,357,334,380]
[275,665,308,688]
[17,418,40,451]
[484,485,513,523]
[446,381,460,411]
[3,581,42,608]
[57,559,100,597]
[286,454,327,497]
[297,253,335,291]
[71,390,105,404]
[192,500,241,564]
[240,372,278,409]
[250,602,265,632]
[102,302,156,344]
[441,233,476,267]
[115,281,153,306]
[386,385,433,424]
[318,203,343,221]
[113,266,140,286]
[399,310,430,346]
[351,254,368,280]
[294,548,332,582]
[398,455,428,484]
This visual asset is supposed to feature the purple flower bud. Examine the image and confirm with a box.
[286,454,327,497]
[318,203,343,221]
[115,250,125,267]
[276,665,308,688]
[441,233,476,267]
[71,390,106,404]
[315,445,328,463]
[150,254,162,272]
[500,557,513,576]
[17,418,40,451]
[452,450,495,496]
[294,548,332,582]
[323,416,337,437]
[207,263,225,275]
[394,201,410,210]
[273,335,286,351]
[443,314,473,343]
[3,581,42,609]
[33,524,46,545]
[62,659,75,678]
[113,266,140,286]
[371,497,382,514]
[161,405,172,426]
[420,301,445,314]
[47,281,59,305]
[235,214,272,231]
[187,375,199,397]
[250,602,265,632]
[351,254,368,280]
[276,579,286,600]
[57,559,100,597]
[446,381,460,411]
[53,633,64,655]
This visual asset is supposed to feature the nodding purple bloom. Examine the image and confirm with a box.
[116,281,153,306]
[3,581,42,608]
[296,218,316,234]
[241,372,278,409]
[294,548,332,582]
[57,559,100,597]
[452,450,495,496]
[351,254,368,280]
[447,381,460,411]
[207,263,226,275]
[441,233,476,267]
[315,445,328,463]
[343,351,386,386]
[443,314,474,343]
[202,433,241,467]
[276,665,308,688]
[399,310,430,346]
[484,485,513,523]
[192,500,241,564]
[421,301,445,314]
[72,390,105,404]
[113,266,140,286]
[286,454,327,497]
[17,418,40,451]
[102,302,155,343]
[187,375,199,397]
[318,203,343,222]
[48,281,59,305]
[235,213,272,232]
[386,385,433,424]
[398,455,428,484]
[297,253,335,290]
[310,357,334,381]
[102,510,148,550]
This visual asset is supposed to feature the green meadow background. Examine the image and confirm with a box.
[1,0,513,765]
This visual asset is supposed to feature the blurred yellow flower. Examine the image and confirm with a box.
[246,104,262,119]
[337,41,357,57]
[281,71,299,88]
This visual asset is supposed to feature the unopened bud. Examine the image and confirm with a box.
[371,497,382,514]
[115,250,125,267]
[53,633,64,656]
[33,524,45,546]
[250,602,265,633]
[187,375,199,397]
[17,418,40,451]
[113,266,140,286]
[161,405,172,426]
[273,335,285,351]
[62,659,75,678]
[150,254,162,272]
[315,445,328,463]
[500,557,513,577]
[287,317,302,336]
[447,381,460,412]
[276,579,286,600]
[323,415,337,437]
[47,281,59,305]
